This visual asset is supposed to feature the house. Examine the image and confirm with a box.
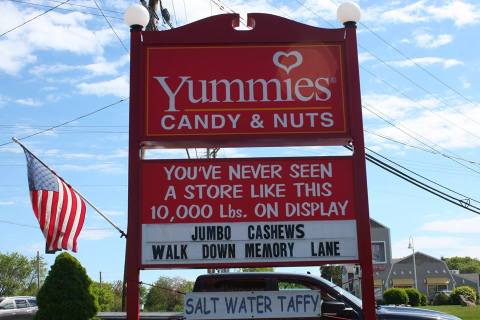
[451,273,479,294]
[342,218,462,300]
[386,252,455,298]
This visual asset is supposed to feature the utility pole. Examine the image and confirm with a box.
[36,251,40,293]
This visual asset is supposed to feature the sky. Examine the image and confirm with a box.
[1,0,480,285]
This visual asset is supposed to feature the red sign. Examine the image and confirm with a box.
[144,44,349,147]
[140,157,358,268]
[141,157,355,224]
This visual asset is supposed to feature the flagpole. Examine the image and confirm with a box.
[12,137,127,238]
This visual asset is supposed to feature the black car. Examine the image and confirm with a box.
[193,272,461,320]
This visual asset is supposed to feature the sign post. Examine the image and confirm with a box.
[344,21,376,318]
[126,9,376,320]
[126,23,142,320]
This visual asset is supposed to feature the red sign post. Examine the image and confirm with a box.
[127,13,375,320]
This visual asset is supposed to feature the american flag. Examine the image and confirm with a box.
[23,148,86,252]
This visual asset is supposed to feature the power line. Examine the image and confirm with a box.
[0,219,125,231]
[291,0,480,142]
[169,0,178,25]
[344,145,480,215]
[0,124,127,128]
[326,0,480,127]
[0,98,128,147]
[289,0,480,173]
[360,65,480,142]
[1,0,71,38]
[363,104,480,175]
[182,0,188,23]
[364,129,480,166]
[358,20,480,119]
[281,0,480,172]
[209,0,247,27]
[91,0,128,53]
[44,0,123,14]
[365,146,480,206]
[7,0,122,20]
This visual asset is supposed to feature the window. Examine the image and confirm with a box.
[209,279,271,292]
[15,299,28,309]
[372,241,386,263]
[0,300,15,310]
[427,284,448,298]
[28,299,37,307]
[278,281,312,290]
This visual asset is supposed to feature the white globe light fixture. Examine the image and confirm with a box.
[337,2,361,25]
[124,4,150,29]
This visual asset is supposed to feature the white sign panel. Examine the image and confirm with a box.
[184,291,322,320]
[142,220,358,266]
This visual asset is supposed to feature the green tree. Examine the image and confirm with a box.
[0,252,41,296]
[144,277,193,312]
[19,254,48,296]
[110,280,124,311]
[383,288,408,305]
[404,288,421,306]
[443,256,480,273]
[35,252,98,320]
[450,286,477,305]
[91,282,115,311]
[321,265,343,286]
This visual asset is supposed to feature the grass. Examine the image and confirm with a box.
[420,305,479,320]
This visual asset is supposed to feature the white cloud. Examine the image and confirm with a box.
[364,1,480,27]
[413,32,453,48]
[422,216,480,233]
[392,235,480,259]
[365,95,480,150]
[0,200,15,206]
[15,98,42,107]
[0,40,37,75]
[97,148,128,160]
[30,55,129,78]
[379,1,429,24]
[77,75,129,97]
[373,114,479,150]
[103,210,125,216]
[0,2,122,75]
[56,163,125,174]
[425,0,480,27]
[391,57,463,68]
[459,77,471,89]
[359,52,374,64]
[363,94,438,119]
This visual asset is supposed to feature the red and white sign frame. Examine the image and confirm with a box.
[139,156,358,268]
[126,13,376,319]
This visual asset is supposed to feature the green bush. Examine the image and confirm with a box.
[432,292,450,305]
[405,288,422,306]
[383,288,409,305]
[35,252,98,320]
[450,286,476,305]
[420,293,427,306]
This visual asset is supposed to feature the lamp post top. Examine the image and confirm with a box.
[337,2,362,25]
[124,4,150,29]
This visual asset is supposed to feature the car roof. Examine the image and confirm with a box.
[196,272,318,280]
